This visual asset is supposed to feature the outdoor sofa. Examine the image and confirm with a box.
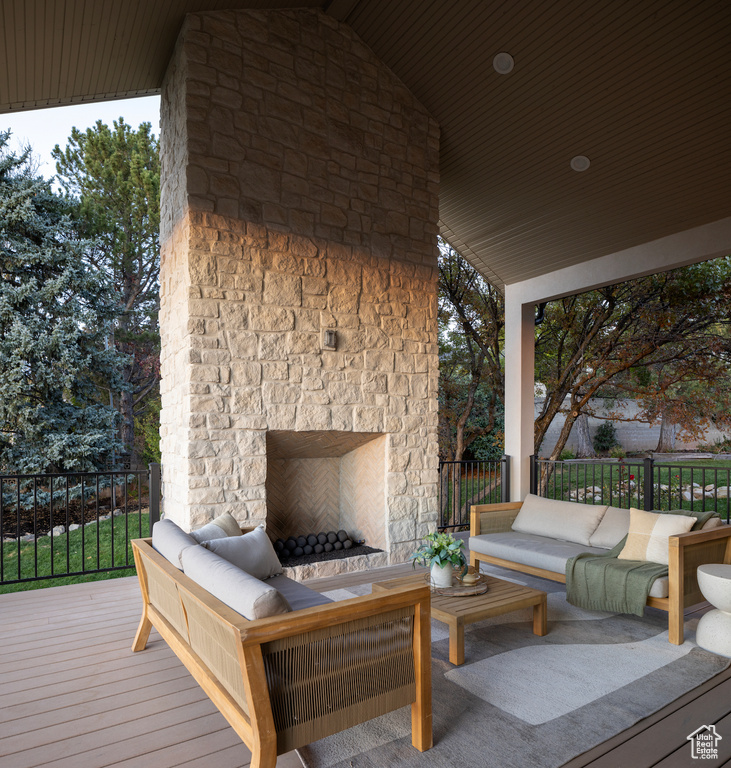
[470,495,731,644]
[131,517,432,768]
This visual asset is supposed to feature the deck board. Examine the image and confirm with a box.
[1,564,729,768]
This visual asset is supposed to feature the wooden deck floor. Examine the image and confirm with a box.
[1,564,729,768]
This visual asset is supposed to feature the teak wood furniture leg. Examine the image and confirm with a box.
[411,594,433,751]
[533,594,548,636]
[449,619,465,666]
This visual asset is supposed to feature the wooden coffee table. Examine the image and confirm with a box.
[372,571,547,665]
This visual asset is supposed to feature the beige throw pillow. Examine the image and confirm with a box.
[617,508,694,565]
[190,511,243,543]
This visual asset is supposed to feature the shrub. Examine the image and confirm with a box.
[608,445,627,459]
[593,421,619,453]
[559,448,576,461]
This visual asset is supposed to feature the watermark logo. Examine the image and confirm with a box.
[687,725,722,760]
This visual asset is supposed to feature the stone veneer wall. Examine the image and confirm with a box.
[159,8,440,563]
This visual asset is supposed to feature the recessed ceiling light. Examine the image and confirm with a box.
[493,52,514,74]
[570,155,591,172]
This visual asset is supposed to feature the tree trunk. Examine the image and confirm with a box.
[120,388,135,454]
[656,412,677,452]
[575,412,596,458]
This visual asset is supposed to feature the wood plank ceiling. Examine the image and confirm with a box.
[1,0,729,289]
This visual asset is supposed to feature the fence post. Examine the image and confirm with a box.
[149,463,161,526]
[529,454,538,495]
[643,456,654,511]
[501,455,510,503]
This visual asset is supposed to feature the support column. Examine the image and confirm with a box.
[504,287,535,501]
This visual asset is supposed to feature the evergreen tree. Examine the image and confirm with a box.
[0,132,127,472]
[53,119,160,459]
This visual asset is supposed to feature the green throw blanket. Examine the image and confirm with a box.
[565,509,717,616]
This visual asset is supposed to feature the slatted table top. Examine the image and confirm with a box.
[372,570,546,624]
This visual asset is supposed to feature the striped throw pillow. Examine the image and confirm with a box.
[617,508,694,565]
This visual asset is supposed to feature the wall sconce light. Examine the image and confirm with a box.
[323,330,337,350]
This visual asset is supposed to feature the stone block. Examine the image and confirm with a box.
[364,349,394,372]
[389,495,419,520]
[249,305,295,331]
[329,381,362,403]
[353,406,384,432]
[262,361,289,380]
[189,299,219,318]
[262,381,301,404]
[362,371,387,393]
[219,302,248,329]
[231,361,262,386]
[286,331,319,354]
[295,405,331,430]
[227,331,258,358]
[235,429,266,456]
[207,414,231,429]
[265,404,297,430]
[331,406,353,431]
[233,387,264,414]
[387,472,408,495]
[264,272,302,307]
[258,333,287,360]
[388,518,416,543]
[190,365,220,383]
[240,457,267,486]
[328,284,360,314]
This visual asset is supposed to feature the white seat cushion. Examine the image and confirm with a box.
[470,532,606,575]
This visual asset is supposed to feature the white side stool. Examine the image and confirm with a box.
[696,564,731,657]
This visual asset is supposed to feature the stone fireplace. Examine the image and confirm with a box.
[158,8,440,566]
[266,430,387,549]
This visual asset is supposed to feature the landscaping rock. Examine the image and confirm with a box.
[48,525,65,536]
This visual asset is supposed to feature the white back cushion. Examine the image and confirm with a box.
[181,545,290,620]
[202,524,283,579]
[589,505,631,549]
[151,519,198,570]
[512,494,607,546]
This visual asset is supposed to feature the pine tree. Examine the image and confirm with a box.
[0,132,126,473]
[53,119,160,460]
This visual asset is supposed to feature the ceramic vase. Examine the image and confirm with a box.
[430,561,453,588]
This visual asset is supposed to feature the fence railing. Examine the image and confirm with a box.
[0,463,161,586]
[438,456,509,530]
[530,455,731,523]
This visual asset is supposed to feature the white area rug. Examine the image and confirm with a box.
[299,566,729,768]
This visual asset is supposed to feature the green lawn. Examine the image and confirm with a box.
[538,458,731,519]
[0,511,149,594]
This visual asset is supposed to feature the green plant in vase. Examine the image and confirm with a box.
[410,531,467,588]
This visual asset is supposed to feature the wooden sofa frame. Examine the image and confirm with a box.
[131,538,432,768]
[470,501,731,645]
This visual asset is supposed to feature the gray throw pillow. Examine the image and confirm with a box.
[181,545,291,620]
[151,519,198,570]
[202,524,283,579]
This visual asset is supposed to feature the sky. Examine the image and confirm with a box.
[0,95,161,180]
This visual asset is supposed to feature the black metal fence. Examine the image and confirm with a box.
[438,456,509,530]
[531,455,731,523]
[0,463,161,586]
